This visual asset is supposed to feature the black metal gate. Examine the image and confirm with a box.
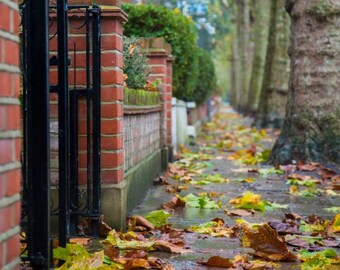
[20,1,101,268]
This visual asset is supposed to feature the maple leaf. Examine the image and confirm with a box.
[241,223,297,261]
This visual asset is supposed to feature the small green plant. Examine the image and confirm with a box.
[123,36,150,89]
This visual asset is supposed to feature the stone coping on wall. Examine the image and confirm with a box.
[123,105,162,115]
[55,2,128,23]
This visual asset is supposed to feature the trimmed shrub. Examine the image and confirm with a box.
[192,49,217,105]
[122,4,199,100]
[123,36,150,89]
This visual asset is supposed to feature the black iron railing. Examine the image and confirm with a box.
[20,1,101,268]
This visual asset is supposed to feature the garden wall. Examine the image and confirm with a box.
[0,0,21,269]
[122,38,173,215]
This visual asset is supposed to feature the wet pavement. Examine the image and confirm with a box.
[129,105,340,269]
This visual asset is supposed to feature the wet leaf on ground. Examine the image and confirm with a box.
[241,223,297,261]
[182,193,219,209]
[230,191,266,212]
[144,210,171,228]
[199,255,234,267]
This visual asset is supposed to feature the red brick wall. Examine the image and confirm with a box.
[124,112,161,171]
[0,0,22,269]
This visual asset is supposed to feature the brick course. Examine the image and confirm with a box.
[0,0,21,269]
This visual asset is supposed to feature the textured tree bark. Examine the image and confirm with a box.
[270,0,340,165]
[254,0,290,128]
[236,0,251,112]
[230,4,241,107]
[246,0,270,113]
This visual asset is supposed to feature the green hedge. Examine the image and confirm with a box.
[122,4,199,100]
[193,49,217,105]
[124,88,160,106]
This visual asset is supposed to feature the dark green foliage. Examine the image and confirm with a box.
[123,36,150,89]
[122,4,199,100]
[192,49,217,105]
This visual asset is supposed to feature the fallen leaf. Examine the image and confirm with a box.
[182,193,219,209]
[199,256,233,267]
[153,240,192,254]
[225,209,255,217]
[99,214,113,238]
[297,162,320,171]
[162,196,186,211]
[298,249,340,269]
[154,176,170,186]
[144,210,171,228]
[124,258,151,269]
[69,237,92,246]
[268,220,299,235]
[329,214,340,233]
[230,191,266,212]
[241,223,297,261]
[132,216,155,230]
[320,167,337,180]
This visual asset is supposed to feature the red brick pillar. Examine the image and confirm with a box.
[100,8,127,185]
[141,38,173,167]
[166,53,174,155]
[0,0,21,269]
[97,6,128,228]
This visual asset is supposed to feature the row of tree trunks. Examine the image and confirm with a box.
[246,0,270,113]
[236,0,251,112]
[254,0,290,128]
[270,0,340,164]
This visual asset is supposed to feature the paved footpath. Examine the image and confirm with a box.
[130,105,340,269]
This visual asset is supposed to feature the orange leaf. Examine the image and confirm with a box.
[199,256,234,268]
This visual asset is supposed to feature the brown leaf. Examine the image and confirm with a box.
[125,250,148,259]
[148,256,174,269]
[99,214,113,238]
[105,246,119,260]
[162,196,186,211]
[225,209,255,217]
[297,162,320,171]
[320,167,337,180]
[124,258,151,269]
[268,220,299,235]
[69,237,92,246]
[154,176,170,186]
[199,256,234,268]
[153,240,192,254]
[242,223,297,261]
[287,174,313,182]
[285,213,302,221]
[331,175,340,190]
[132,215,155,230]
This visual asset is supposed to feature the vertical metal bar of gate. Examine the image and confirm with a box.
[92,6,101,216]
[25,0,51,268]
[57,0,70,247]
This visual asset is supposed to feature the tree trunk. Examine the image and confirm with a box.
[246,0,270,113]
[270,0,340,165]
[254,0,290,128]
[230,4,241,107]
[236,0,251,112]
